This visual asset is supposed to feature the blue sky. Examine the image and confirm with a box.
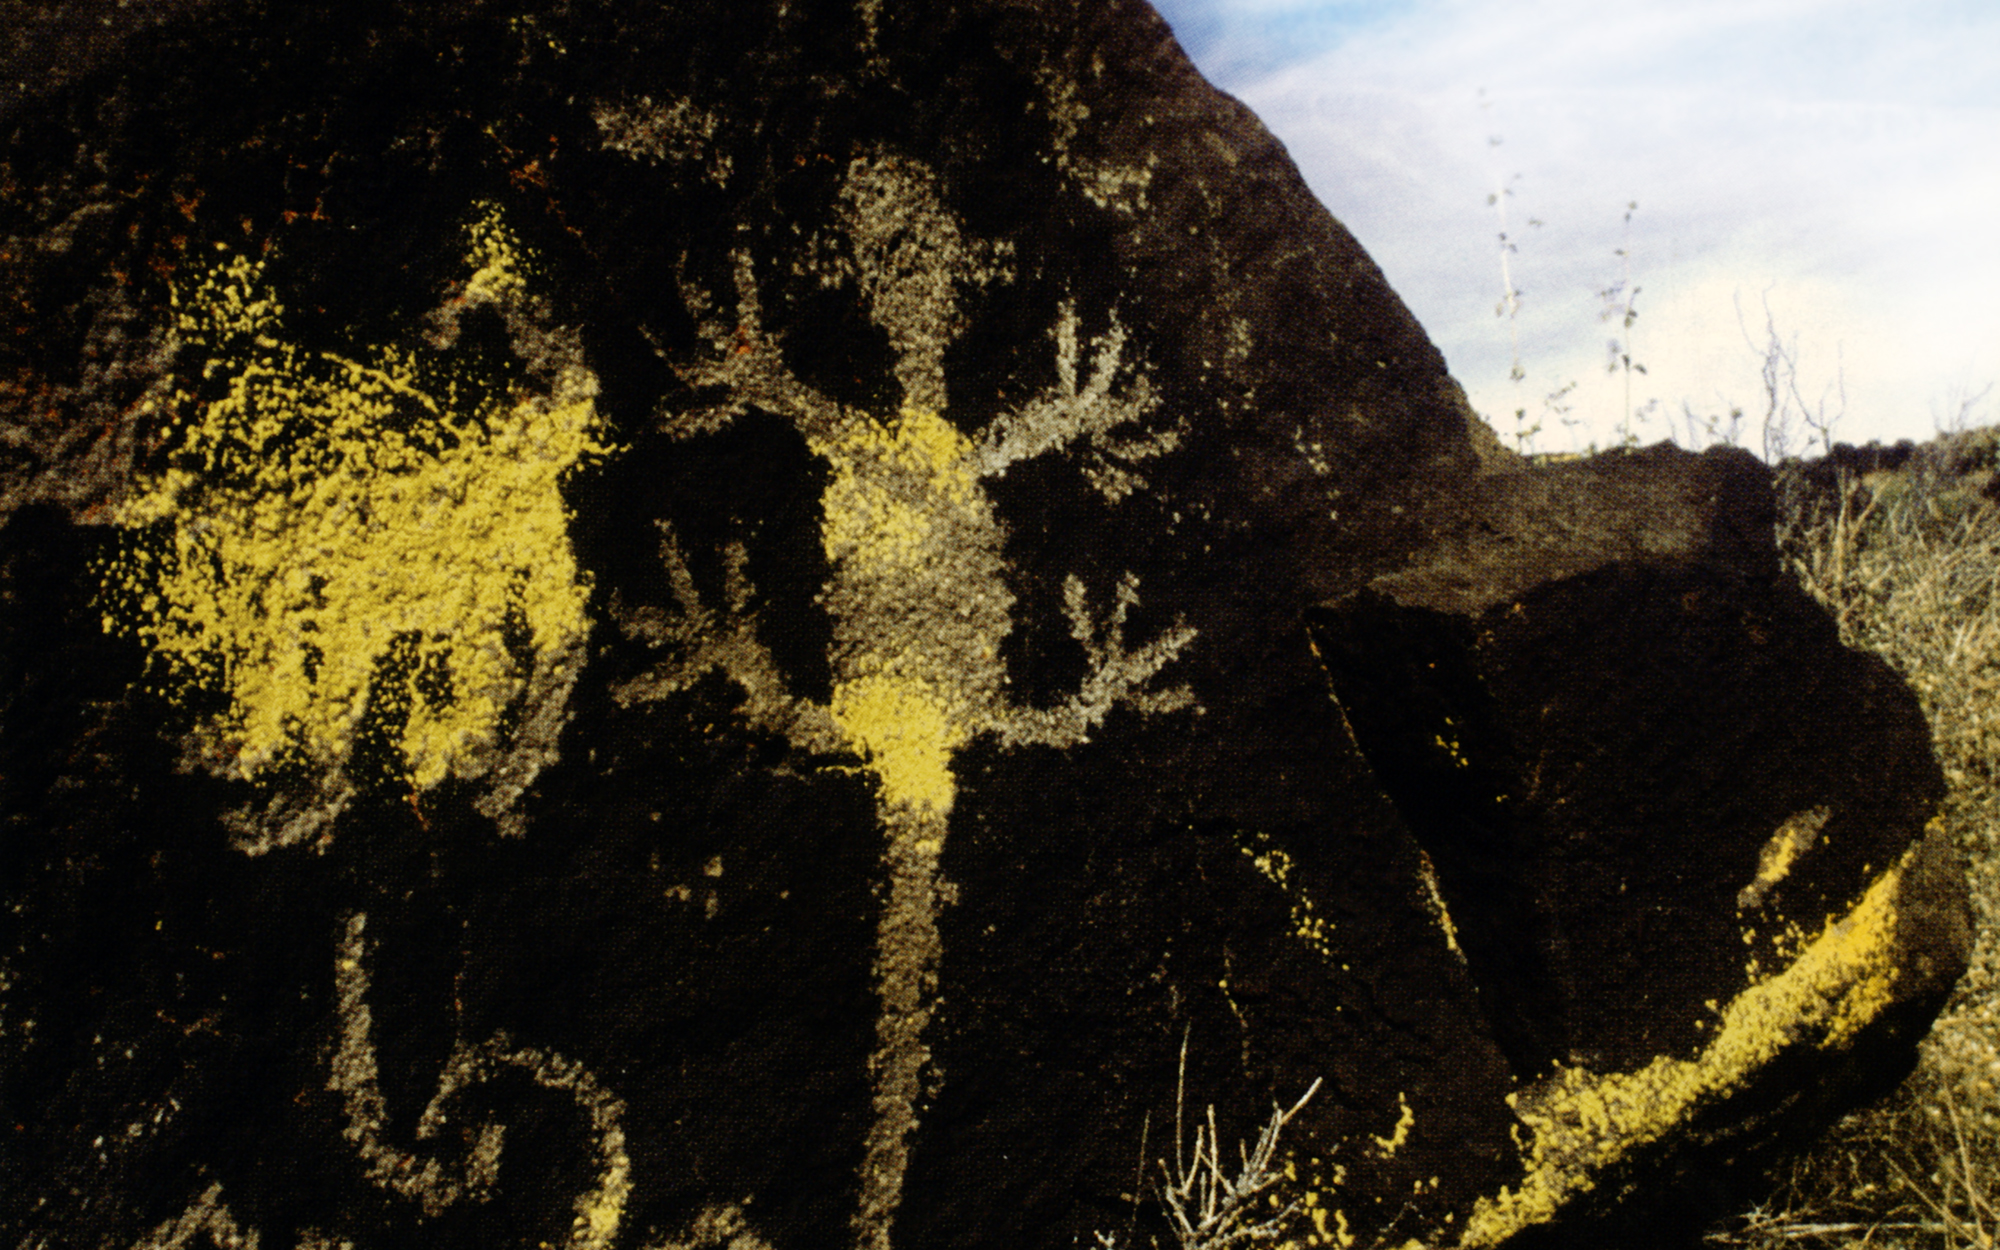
[1151,0,2000,455]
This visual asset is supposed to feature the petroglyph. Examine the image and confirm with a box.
[99,205,605,848]
[330,913,632,1250]
[612,149,1196,1250]
[131,1187,357,1250]
[131,1183,262,1250]
[1033,63,1158,215]
[643,1203,776,1250]
[591,95,731,185]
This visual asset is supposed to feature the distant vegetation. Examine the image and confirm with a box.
[1699,427,2000,1249]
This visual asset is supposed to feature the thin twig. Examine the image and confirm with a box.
[1156,1040,1321,1249]
[1705,1220,1949,1243]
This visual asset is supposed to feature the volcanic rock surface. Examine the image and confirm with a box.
[0,3,1968,1249]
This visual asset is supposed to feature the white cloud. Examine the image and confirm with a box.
[1163,0,2000,452]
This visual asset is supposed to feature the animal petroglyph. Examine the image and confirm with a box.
[99,205,605,850]
[329,914,632,1250]
[612,150,1197,1250]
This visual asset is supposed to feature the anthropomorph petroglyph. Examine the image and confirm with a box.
[609,150,1198,1250]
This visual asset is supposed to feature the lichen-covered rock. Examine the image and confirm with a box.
[1313,447,1970,1245]
[0,4,1966,1250]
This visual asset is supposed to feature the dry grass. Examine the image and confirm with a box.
[1709,430,2000,1249]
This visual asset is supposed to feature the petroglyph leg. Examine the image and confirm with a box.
[329,914,632,1250]
[609,521,840,752]
[1067,573,1198,715]
[1001,572,1198,749]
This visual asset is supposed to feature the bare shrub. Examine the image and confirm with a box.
[1096,1039,1321,1250]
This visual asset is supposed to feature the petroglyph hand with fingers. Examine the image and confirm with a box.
[609,526,844,754]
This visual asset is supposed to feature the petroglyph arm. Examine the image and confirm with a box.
[608,519,841,753]
[658,248,846,445]
[974,300,1183,502]
[1000,571,1197,748]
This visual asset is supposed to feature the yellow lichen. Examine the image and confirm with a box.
[1459,833,1921,1247]
[1284,1197,1356,1250]
[828,669,966,815]
[807,404,992,818]
[1433,716,1472,770]
[573,1160,630,1250]
[1281,1099,1426,1248]
[102,205,607,790]
[1371,1092,1414,1158]
[464,208,532,307]
[1242,833,1339,961]
[1417,848,1465,960]
[815,405,980,577]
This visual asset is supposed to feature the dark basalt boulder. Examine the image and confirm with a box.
[0,3,1968,1249]
[1311,447,1969,1244]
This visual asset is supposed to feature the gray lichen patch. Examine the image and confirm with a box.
[591,95,731,185]
[1738,807,1833,912]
